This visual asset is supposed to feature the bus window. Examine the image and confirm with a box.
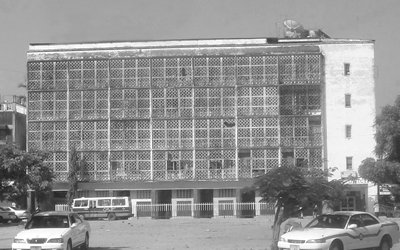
[74,200,88,207]
[112,198,126,206]
[98,199,111,207]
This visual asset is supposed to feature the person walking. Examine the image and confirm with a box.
[374,202,380,217]
[313,204,319,218]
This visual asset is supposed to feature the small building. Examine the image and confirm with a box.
[0,95,26,150]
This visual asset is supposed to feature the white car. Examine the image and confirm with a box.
[278,211,400,250]
[12,211,91,250]
[0,206,17,223]
[6,207,31,220]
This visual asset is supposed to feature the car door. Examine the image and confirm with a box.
[73,214,86,244]
[69,214,82,247]
[346,214,369,249]
[359,214,382,248]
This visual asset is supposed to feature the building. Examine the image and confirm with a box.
[0,95,26,150]
[26,37,376,217]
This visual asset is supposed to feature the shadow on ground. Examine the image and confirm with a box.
[90,248,130,250]
[0,222,24,228]
[0,247,129,250]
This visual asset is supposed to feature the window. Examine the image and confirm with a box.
[96,191,109,197]
[137,190,151,199]
[77,190,89,198]
[345,125,352,138]
[360,214,379,226]
[112,198,126,206]
[345,94,351,108]
[218,189,235,197]
[98,199,111,206]
[346,157,353,170]
[344,63,350,76]
[348,214,362,227]
[177,189,192,198]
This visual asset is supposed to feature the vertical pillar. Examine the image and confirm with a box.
[151,190,158,219]
[236,189,242,218]
[255,190,262,216]
[213,189,219,217]
[171,190,177,217]
[193,189,200,218]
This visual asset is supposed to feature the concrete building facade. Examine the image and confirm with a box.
[26,37,376,216]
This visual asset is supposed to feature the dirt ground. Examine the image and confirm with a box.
[1,216,400,250]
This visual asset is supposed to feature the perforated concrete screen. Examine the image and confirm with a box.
[27,54,323,182]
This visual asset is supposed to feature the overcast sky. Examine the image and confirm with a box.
[0,0,398,110]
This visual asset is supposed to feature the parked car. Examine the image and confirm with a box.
[6,207,31,221]
[12,211,91,250]
[278,211,400,250]
[0,206,17,223]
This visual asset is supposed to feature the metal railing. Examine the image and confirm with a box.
[132,202,274,218]
[56,202,275,219]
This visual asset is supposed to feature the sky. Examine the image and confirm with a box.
[0,0,398,111]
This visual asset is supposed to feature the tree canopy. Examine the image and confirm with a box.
[374,95,400,161]
[253,166,347,249]
[359,95,400,195]
[0,144,54,206]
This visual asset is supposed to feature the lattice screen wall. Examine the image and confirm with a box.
[27,54,323,182]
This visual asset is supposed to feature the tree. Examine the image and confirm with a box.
[253,166,347,250]
[359,95,400,199]
[66,147,88,206]
[0,143,54,208]
[374,95,400,162]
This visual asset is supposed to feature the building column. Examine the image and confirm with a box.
[236,189,242,218]
[193,189,200,218]
[255,189,262,216]
[171,190,177,217]
[213,189,219,217]
[151,190,158,219]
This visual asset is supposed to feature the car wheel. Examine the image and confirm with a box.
[107,212,116,220]
[380,238,391,250]
[81,233,89,250]
[67,240,72,250]
[329,240,343,250]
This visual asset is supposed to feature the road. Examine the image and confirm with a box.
[1,216,400,250]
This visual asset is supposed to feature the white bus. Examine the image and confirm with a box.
[72,197,132,220]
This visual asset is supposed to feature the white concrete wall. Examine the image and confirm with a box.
[321,43,376,180]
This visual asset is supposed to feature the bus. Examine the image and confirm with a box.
[72,197,132,220]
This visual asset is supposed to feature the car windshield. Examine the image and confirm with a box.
[26,215,70,229]
[306,214,349,229]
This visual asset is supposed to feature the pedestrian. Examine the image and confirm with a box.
[313,204,318,218]
[298,206,304,219]
[374,202,380,217]
[34,205,41,214]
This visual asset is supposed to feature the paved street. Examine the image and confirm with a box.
[1,216,400,250]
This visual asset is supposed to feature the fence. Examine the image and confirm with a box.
[55,204,71,212]
[56,202,275,219]
[133,202,275,218]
